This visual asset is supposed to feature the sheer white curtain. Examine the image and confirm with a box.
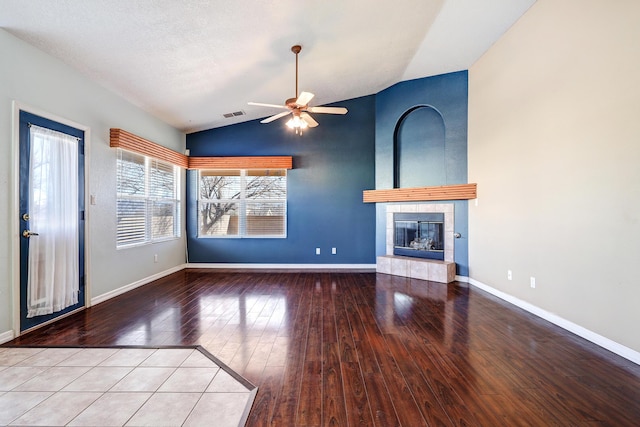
[27,125,79,318]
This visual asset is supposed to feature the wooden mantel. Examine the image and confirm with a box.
[363,183,477,203]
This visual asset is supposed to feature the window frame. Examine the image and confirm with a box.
[116,148,181,248]
[197,169,287,239]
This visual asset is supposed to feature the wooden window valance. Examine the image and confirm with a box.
[110,128,293,170]
[188,156,292,170]
[110,128,188,168]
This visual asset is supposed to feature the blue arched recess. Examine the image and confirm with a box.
[393,105,446,188]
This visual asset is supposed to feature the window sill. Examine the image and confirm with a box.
[117,236,181,250]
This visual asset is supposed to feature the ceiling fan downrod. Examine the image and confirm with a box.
[292,45,301,100]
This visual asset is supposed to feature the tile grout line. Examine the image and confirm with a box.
[0,347,255,426]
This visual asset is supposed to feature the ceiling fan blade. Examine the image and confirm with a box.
[261,111,291,124]
[248,102,289,110]
[301,112,319,128]
[306,106,348,115]
[295,91,314,107]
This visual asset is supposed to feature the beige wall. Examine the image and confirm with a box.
[0,29,186,339]
[469,0,640,353]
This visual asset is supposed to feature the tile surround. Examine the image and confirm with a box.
[0,346,256,426]
[379,203,456,283]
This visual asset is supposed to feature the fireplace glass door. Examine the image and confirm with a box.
[394,213,445,260]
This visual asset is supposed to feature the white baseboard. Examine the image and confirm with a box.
[466,276,640,365]
[187,263,377,270]
[0,329,15,345]
[91,264,187,306]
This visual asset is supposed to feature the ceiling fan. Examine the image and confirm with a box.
[248,45,348,134]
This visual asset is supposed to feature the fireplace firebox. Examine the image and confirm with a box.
[394,213,444,260]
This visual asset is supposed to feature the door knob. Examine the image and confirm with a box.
[22,230,39,238]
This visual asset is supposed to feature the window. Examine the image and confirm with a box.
[116,148,181,247]
[198,169,286,238]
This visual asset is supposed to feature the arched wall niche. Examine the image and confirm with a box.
[393,105,446,188]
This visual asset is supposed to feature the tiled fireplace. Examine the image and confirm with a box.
[377,203,456,283]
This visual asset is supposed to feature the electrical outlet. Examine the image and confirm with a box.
[154,254,158,263]
[332,247,337,255]
[315,248,320,255]
[530,277,536,288]
[507,270,512,280]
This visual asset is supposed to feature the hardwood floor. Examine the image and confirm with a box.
[6,270,640,426]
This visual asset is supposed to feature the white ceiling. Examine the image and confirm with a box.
[1,0,535,133]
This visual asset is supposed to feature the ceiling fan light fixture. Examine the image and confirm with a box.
[286,115,308,134]
[248,44,347,134]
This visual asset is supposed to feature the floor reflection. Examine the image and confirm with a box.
[374,274,469,352]
[107,273,292,379]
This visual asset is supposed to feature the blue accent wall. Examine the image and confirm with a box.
[185,72,470,271]
[374,71,470,275]
[186,95,376,264]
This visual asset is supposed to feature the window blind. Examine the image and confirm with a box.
[117,149,180,247]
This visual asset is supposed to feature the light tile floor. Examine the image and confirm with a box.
[0,346,256,426]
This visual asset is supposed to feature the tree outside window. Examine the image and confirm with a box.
[198,169,286,238]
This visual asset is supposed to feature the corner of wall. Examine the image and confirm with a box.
[0,329,15,345]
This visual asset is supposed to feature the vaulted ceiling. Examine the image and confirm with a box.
[1,0,535,133]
